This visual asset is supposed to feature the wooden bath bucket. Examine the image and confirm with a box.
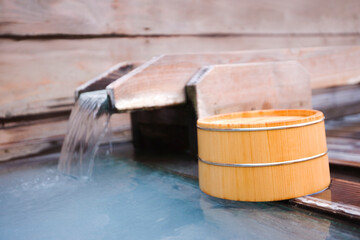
[197,109,330,202]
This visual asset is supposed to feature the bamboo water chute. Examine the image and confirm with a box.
[197,109,330,202]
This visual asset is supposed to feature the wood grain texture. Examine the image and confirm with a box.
[0,39,129,119]
[322,113,360,167]
[75,62,142,99]
[107,45,360,112]
[326,112,360,139]
[0,115,68,161]
[187,61,311,118]
[1,0,359,36]
[0,112,132,162]
[327,138,360,168]
[293,178,360,222]
[4,37,360,119]
[0,56,135,162]
[197,109,330,201]
[312,84,360,119]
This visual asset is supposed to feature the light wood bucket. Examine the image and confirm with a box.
[197,109,330,202]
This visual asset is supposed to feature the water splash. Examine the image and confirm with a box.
[58,90,111,178]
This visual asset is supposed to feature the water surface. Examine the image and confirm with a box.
[0,146,359,240]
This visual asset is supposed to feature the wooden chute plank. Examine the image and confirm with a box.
[75,62,142,99]
[107,46,360,112]
[186,61,311,118]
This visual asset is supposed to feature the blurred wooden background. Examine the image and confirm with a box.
[1,0,360,161]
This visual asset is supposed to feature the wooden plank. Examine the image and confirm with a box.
[326,127,360,139]
[107,46,360,112]
[292,178,360,223]
[0,115,68,161]
[329,158,360,168]
[3,38,360,119]
[323,113,360,167]
[75,61,142,99]
[325,113,360,139]
[326,113,360,128]
[187,61,311,118]
[0,38,126,119]
[0,59,136,161]
[327,137,360,167]
[326,112,360,138]
[0,113,132,162]
[312,84,360,119]
[1,0,360,36]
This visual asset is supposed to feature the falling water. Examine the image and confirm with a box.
[58,90,112,178]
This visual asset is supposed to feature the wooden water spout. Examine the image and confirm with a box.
[71,46,360,158]
[106,46,360,113]
[71,45,360,218]
[186,61,311,119]
[69,45,360,158]
[75,62,142,99]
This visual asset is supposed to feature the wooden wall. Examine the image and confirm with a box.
[1,0,360,36]
[1,0,360,161]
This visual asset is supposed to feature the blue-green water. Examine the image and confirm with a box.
[0,150,359,240]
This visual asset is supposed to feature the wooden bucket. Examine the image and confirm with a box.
[197,109,330,202]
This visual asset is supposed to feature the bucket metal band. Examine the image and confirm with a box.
[197,117,325,132]
[198,150,328,167]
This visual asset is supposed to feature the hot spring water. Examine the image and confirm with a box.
[1,91,360,239]
[58,90,112,177]
[1,145,359,239]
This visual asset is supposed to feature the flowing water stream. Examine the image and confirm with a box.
[58,90,112,178]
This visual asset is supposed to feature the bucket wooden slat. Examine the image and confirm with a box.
[197,109,331,202]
